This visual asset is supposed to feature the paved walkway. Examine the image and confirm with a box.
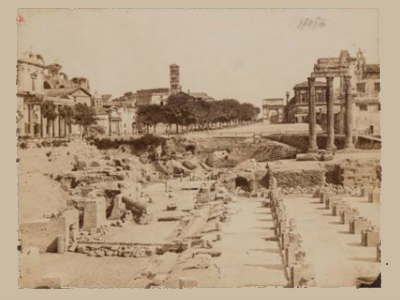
[213,196,288,287]
[283,195,380,287]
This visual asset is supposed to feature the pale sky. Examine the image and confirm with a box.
[18,9,379,108]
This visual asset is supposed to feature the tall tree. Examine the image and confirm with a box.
[73,103,96,137]
[58,105,74,137]
[136,104,165,133]
[41,100,58,136]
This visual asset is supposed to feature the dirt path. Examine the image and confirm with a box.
[213,196,288,287]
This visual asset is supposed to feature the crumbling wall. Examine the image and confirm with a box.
[19,208,79,253]
[268,134,347,153]
[267,168,325,188]
[339,158,381,188]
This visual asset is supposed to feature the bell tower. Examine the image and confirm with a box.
[170,64,180,95]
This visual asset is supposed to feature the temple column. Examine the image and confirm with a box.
[60,117,65,137]
[326,76,336,150]
[28,104,34,137]
[344,76,355,149]
[54,106,60,137]
[308,77,318,152]
[339,77,345,134]
[42,117,47,138]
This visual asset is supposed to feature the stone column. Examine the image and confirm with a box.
[42,117,47,138]
[344,76,354,149]
[326,76,336,150]
[308,77,318,152]
[54,106,60,138]
[28,104,34,137]
[60,117,65,137]
[339,77,345,134]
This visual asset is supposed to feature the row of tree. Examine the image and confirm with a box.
[137,93,260,134]
[38,100,96,136]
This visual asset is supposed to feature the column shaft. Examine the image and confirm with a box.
[326,77,336,150]
[54,106,60,137]
[29,104,34,137]
[344,76,354,149]
[308,77,318,152]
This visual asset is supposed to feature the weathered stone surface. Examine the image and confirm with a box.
[205,151,241,168]
[252,140,297,162]
[182,160,197,170]
[179,277,198,288]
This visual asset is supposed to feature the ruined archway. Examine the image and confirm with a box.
[235,176,251,192]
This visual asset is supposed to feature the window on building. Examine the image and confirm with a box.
[30,72,37,92]
[375,82,380,92]
[316,92,325,103]
[357,83,366,93]
[359,105,368,111]
[299,94,307,103]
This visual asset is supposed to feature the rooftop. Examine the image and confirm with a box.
[363,64,380,75]
[294,81,327,89]
[44,87,92,98]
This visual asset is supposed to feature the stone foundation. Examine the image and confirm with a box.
[19,208,79,253]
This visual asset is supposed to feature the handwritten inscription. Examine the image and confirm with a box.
[298,17,326,30]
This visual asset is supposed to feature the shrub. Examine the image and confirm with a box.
[19,142,28,149]
[92,134,166,156]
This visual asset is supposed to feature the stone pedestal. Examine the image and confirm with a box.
[320,191,331,204]
[56,235,65,254]
[361,230,380,247]
[326,196,342,210]
[349,218,371,234]
[332,202,348,217]
[285,244,298,268]
[291,263,315,287]
[362,186,373,198]
[341,208,359,225]
[368,189,380,203]
[278,220,286,237]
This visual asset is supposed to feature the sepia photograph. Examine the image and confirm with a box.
[16,8,381,288]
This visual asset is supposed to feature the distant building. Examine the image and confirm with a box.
[136,88,170,106]
[170,64,181,95]
[262,98,285,123]
[150,91,170,106]
[189,92,215,102]
[112,91,137,107]
[285,81,341,124]
[285,50,380,135]
[350,62,380,135]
